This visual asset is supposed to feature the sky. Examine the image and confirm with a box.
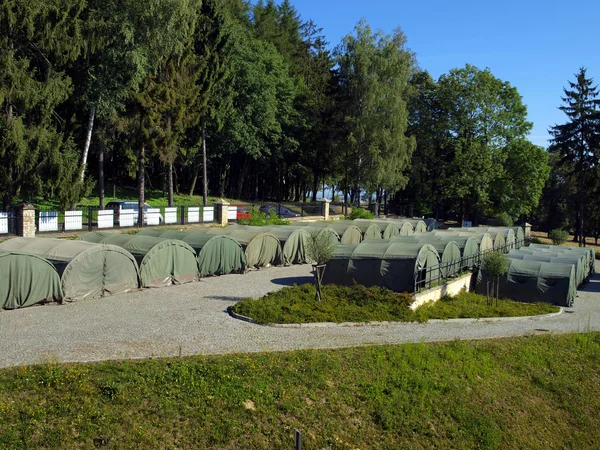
[285,0,600,148]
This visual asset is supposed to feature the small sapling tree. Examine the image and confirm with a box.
[482,251,509,306]
[306,230,339,300]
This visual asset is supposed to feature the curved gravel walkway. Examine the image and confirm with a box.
[0,263,599,369]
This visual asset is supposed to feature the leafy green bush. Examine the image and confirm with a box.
[493,212,513,227]
[238,208,290,226]
[346,208,374,220]
[529,237,543,244]
[549,229,569,246]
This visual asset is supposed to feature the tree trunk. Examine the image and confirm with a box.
[138,142,145,227]
[98,142,105,209]
[168,160,174,207]
[579,203,584,247]
[79,105,96,183]
[202,117,208,206]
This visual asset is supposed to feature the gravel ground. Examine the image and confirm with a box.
[0,263,599,369]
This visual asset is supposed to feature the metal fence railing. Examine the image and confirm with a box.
[413,240,524,293]
[33,205,227,233]
[0,211,16,236]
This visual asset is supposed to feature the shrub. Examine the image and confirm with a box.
[346,208,374,220]
[529,237,543,244]
[549,229,569,246]
[238,208,290,226]
[493,212,513,227]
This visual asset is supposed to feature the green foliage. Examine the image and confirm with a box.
[493,212,514,227]
[549,229,570,246]
[306,230,338,264]
[346,207,374,220]
[237,208,289,226]
[232,284,558,324]
[529,237,544,244]
[335,21,416,198]
[482,252,509,277]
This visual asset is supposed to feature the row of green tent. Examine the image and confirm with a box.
[476,243,595,307]
[322,230,499,293]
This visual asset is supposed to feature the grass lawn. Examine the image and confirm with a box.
[0,333,599,448]
[231,284,560,325]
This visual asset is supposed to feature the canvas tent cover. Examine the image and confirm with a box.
[323,241,440,292]
[79,233,198,287]
[138,229,246,276]
[0,238,140,300]
[354,219,400,239]
[529,243,595,275]
[476,258,576,307]
[508,249,586,286]
[0,250,63,309]
[391,236,461,276]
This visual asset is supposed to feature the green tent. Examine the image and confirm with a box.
[432,230,495,258]
[0,238,140,300]
[323,241,440,292]
[388,219,427,233]
[0,250,63,309]
[139,230,246,276]
[224,230,282,268]
[166,226,283,268]
[354,219,399,239]
[79,233,198,287]
[398,222,414,236]
[450,228,507,251]
[390,236,461,277]
[519,248,590,279]
[424,219,439,231]
[334,220,381,239]
[476,258,576,307]
[507,250,586,286]
[529,243,595,275]
[487,226,525,249]
[422,234,479,269]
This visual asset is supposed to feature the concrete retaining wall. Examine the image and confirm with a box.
[411,272,474,310]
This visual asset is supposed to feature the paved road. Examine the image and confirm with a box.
[1,263,599,369]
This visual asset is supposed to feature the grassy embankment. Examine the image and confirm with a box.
[0,333,599,448]
[232,285,559,324]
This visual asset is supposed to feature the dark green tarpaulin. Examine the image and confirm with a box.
[138,229,246,276]
[507,250,586,286]
[450,227,516,251]
[476,258,576,307]
[337,220,382,239]
[515,248,590,279]
[354,219,399,239]
[0,238,140,300]
[389,236,461,276]
[529,243,595,275]
[386,219,427,233]
[323,241,440,293]
[0,250,63,309]
[79,233,198,287]
[417,234,479,268]
[432,231,494,257]
[486,227,524,249]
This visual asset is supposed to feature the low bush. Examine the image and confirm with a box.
[238,208,290,226]
[232,284,559,324]
[346,208,374,220]
[493,212,513,227]
[529,237,544,244]
[549,229,570,246]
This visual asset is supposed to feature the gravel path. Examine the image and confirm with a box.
[1,263,599,369]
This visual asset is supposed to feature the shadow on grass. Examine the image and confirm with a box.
[270,276,314,286]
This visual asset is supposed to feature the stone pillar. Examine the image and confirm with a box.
[319,198,331,221]
[214,199,230,227]
[524,222,532,238]
[17,203,36,237]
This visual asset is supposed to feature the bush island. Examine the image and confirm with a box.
[238,208,290,226]
[549,229,569,246]
[493,212,513,227]
[232,284,559,324]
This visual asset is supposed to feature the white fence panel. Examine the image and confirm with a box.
[0,212,7,234]
[164,207,177,224]
[64,210,83,231]
[188,207,200,223]
[146,208,161,226]
[39,211,59,232]
[227,206,237,221]
[98,210,114,228]
[119,209,135,227]
[203,206,214,222]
